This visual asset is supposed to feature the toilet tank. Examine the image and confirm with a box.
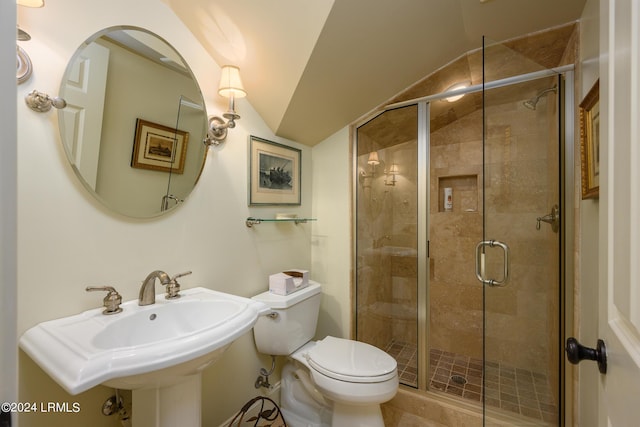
[252,282,321,356]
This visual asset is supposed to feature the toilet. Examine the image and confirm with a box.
[252,282,398,427]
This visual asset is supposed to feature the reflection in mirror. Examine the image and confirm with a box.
[162,95,207,212]
[58,26,207,218]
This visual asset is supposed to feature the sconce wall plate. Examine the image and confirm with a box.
[25,90,67,113]
[205,116,228,145]
[17,46,33,84]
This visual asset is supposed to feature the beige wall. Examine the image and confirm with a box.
[311,127,352,341]
[576,0,600,425]
[16,0,313,426]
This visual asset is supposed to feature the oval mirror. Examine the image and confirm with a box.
[58,26,208,218]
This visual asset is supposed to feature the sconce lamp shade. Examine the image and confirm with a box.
[218,65,246,98]
[367,151,380,165]
[389,163,399,174]
[17,0,44,7]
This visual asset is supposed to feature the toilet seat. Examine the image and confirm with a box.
[306,336,397,383]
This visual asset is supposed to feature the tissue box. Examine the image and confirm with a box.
[269,270,309,295]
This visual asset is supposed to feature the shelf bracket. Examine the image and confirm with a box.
[245,217,314,228]
[246,218,262,227]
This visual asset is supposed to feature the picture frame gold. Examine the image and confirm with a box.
[131,118,189,174]
[249,135,301,205]
[579,79,600,199]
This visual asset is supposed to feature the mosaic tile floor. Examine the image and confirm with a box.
[384,341,559,423]
[384,341,418,387]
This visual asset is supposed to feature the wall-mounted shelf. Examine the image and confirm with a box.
[245,217,317,228]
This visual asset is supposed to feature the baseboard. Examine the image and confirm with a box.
[217,382,281,427]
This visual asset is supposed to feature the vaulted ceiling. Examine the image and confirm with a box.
[163,0,587,146]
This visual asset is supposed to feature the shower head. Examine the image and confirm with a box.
[523,85,558,110]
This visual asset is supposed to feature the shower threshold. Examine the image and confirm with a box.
[385,341,558,423]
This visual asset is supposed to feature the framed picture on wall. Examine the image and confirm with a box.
[249,136,301,205]
[131,118,189,174]
[579,79,600,199]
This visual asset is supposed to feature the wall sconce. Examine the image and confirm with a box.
[359,151,381,186]
[443,82,469,103]
[17,0,44,7]
[205,65,246,146]
[367,151,380,167]
[16,0,44,85]
[384,163,398,186]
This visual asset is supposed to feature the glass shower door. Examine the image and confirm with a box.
[480,72,562,424]
[355,105,419,388]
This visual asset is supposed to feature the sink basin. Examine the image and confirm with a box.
[20,287,269,395]
[92,299,246,349]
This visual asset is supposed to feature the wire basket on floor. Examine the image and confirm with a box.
[227,396,287,427]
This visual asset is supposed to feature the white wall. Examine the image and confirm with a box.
[1,0,18,424]
[577,0,600,425]
[16,0,312,426]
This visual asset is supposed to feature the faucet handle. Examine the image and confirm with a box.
[86,286,123,315]
[171,271,192,281]
[165,271,192,300]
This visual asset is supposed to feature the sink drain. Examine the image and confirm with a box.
[450,374,467,385]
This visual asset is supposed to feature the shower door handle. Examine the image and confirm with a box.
[475,240,510,287]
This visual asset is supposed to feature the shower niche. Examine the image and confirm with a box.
[435,175,479,213]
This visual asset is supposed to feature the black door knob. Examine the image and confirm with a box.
[565,337,607,374]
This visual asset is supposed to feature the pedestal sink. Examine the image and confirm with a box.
[19,287,269,427]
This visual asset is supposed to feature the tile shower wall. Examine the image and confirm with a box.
[356,140,419,347]
[429,106,484,360]
[429,82,560,376]
[483,85,560,380]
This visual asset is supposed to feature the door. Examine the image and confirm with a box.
[597,0,640,424]
[479,73,563,424]
[59,41,109,190]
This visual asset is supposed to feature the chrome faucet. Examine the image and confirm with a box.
[138,270,192,306]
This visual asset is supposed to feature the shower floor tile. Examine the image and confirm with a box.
[429,348,559,423]
[383,341,558,423]
[384,341,418,387]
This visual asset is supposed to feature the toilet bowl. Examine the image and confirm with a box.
[291,337,398,427]
[252,282,399,427]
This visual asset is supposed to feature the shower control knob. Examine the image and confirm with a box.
[565,337,607,374]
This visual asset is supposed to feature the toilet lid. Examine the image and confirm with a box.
[307,336,397,383]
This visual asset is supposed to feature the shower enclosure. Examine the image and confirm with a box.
[355,38,573,425]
